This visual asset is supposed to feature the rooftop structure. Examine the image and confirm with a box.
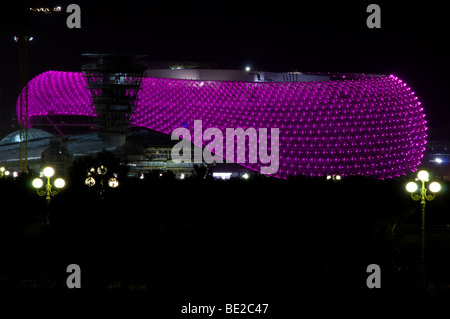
[0,128,54,145]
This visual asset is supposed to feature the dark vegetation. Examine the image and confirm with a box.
[1,152,449,306]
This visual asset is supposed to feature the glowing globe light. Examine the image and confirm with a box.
[43,167,54,178]
[54,178,65,188]
[32,178,44,189]
[108,177,119,188]
[97,166,107,175]
[429,182,441,193]
[417,170,429,182]
[85,177,95,187]
[406,181,418,193]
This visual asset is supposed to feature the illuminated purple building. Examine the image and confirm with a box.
[17,70,427,179]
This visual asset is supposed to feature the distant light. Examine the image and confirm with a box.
[335,175,341,180]
[326,175,331,180]
[199,82,204,87]
[429,182,441,193]
[406,181,418,193]
[54,178,65,188]
[139,173,144,180]
[0,167,4,172]
[180,173,185,180]
[213,172,232,180]
[242,173,249,179]
[12,171,18,178]
[33,178,44,189]
[29,36,33,41]
[245,66,251,72]
[4,171,10,176]
[13,36,18,42]
[43,167,54,178]
[435,157,443,164]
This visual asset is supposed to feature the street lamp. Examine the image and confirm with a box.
[85,165,119,198]
[406,170,440,230]
[32,166,65,225]
[326,174,341,181]
[406,170,441,265]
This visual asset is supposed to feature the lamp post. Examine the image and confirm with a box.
[32,166,65,225]
[406,170,440,265]
[326,174,341,181]
[85,165,119,199]
[406,170,441,231]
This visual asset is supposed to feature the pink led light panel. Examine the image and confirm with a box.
[18,71,427,179]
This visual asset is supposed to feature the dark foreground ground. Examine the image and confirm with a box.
[1,162,450,313]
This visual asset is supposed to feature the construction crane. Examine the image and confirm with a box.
[14,3,61,172]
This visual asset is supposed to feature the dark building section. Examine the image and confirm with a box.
[29,114,97,137]
[40,139,73,179]
[82,54,145,147]
[0,88,17,138]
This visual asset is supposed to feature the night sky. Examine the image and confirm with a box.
[1,1,449,133]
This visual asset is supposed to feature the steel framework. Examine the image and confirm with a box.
[82,54,145,146]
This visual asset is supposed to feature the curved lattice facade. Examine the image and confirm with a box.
[18,71,427,179]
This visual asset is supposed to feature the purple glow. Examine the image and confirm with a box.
[18,71,427,179]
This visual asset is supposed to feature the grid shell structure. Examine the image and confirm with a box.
[19,71,427,179]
